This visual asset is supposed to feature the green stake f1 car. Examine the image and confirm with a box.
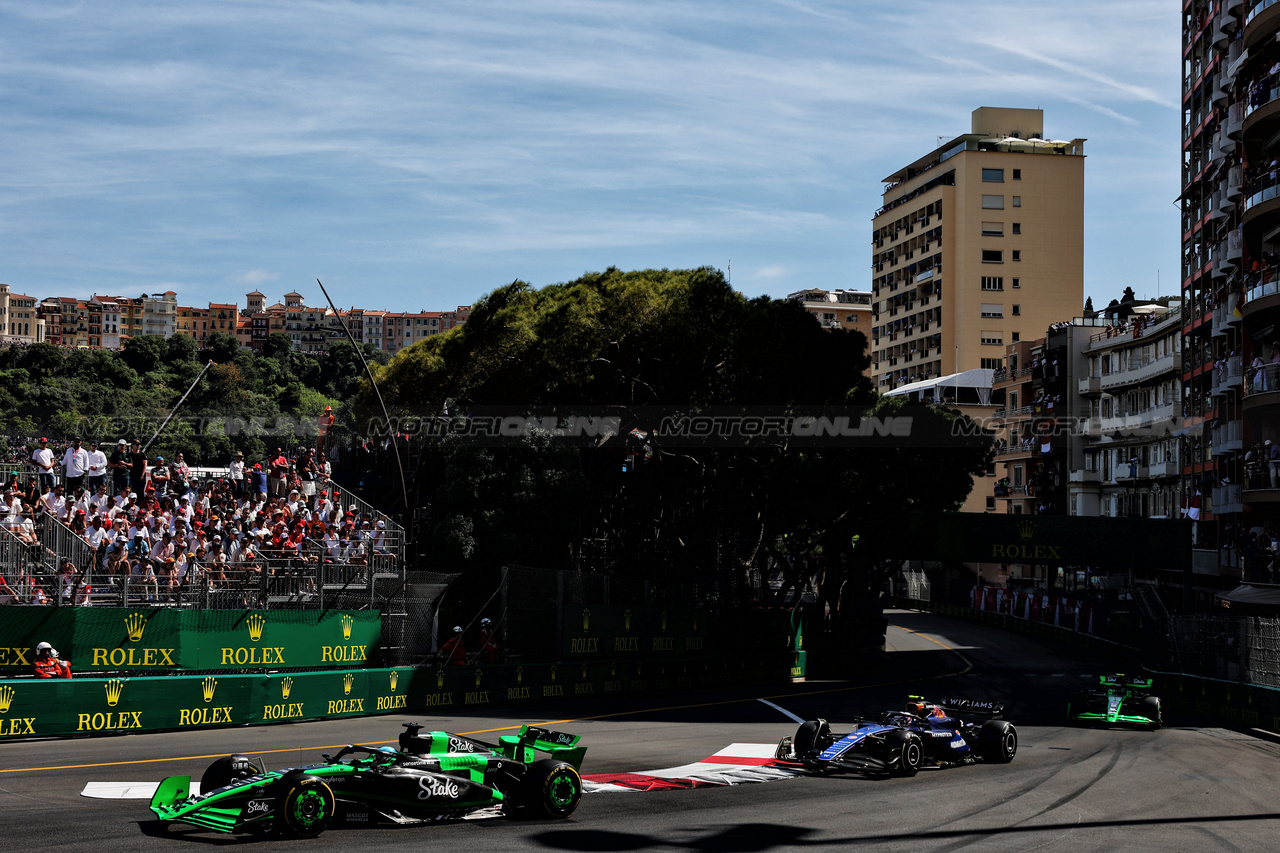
[1068,674,1162,729]
[149,723,586,837]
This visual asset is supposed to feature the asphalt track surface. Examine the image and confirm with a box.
[4,609,1279,852]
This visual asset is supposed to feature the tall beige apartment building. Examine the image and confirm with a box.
[872,107,1086,391]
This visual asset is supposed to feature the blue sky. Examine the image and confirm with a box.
[0,1,1179,314]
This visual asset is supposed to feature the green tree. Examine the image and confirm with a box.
[166,333,198,365]
[262,333,292,363]
[121,335,168,374]
[368,267,990,657]
[203,331,241,364]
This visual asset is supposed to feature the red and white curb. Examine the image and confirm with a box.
[82,743,802,800]
[581,742,803,792]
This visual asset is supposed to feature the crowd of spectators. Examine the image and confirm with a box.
[2,437,394,607]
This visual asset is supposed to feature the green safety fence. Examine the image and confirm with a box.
[0,651,803,739]
[0,608,381,674]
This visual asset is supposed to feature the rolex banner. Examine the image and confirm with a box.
[0,654,800,738]
[0,608,381,674]
[560,605,792,660]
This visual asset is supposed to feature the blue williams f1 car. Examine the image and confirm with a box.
[149,723,585,837]
[775,695,1017,775]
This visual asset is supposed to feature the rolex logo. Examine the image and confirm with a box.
[125,612,147,642]
[474,669,482,688]
[1017,520,1036,541]
[105,679,124,707]
[610,663,616,677]
[550,665,557,683]
[0,685,12,714]
[202,677,218,703]
[341,614,353,641]
[246,613,265,642]
[582,608,590,631]
[389,671,399,692]
[516,666,524,684]
[343,673,354,695]
[693,613,698,632]
[581,665,588,680]
[281,677,293,700]
[624,609,632,631]
[436,669,445,688]
[661,610,668,632]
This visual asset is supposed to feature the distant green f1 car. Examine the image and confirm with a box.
[149,723,586,837]
[1068,674,1161,729]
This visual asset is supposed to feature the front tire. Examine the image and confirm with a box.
[793,719,830,756]
[521,759,582,819]
[978,720,1018,763]
[888,732,922,776]
[1142,696,1162,730]
[277,775,334,838]
[199,754,254,794]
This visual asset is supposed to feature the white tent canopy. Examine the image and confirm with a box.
[884,368,995,405]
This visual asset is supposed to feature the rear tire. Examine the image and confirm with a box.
[978,720,1017,763]
[521,759,582,819]
[199,754,254,794]
[277,775,334,838]
[1142,696,1162,730]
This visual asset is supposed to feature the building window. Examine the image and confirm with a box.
[981,304,1004,318]
[1012,304,1021,316]
[986,496,997,511]
[1012,250,1021,262]
[982,250,1003,263]
[981,195,1005,209]
[1012,222,1021,234]
[982,221,1004,236]
[982,168,1004,182]
[1012,277,1021,288]
[981,276,1004,290]
[980,357,1003,369]
[1012,196,1022,207]
[981,332,1003,345]
[1012,169,1022,180]
[1011,332,1020,342]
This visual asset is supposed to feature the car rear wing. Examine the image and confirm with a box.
[497,725,586,769]
[937,697,1005,718]
[1100,674,1154,689]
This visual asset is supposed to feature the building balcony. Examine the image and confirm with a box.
[1068,469,1101,484]
[994,443,1038,460]
[1098,352,1182,392]
[1245,363,1280,399]
[1244,486,1280,505]
[992,484,1031,498]
[1078,376,1101,395]
[1245,1,1280,50]
[1095,403,1178,435]
[1213,483,1244,515]
[1211,420,1245,456]
[1147,458,1181,478]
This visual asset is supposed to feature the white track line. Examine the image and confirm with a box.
[757,698,806,724]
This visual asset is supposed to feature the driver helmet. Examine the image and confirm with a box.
[481,618,491,627]
[378,746,397,754]
[453,626,463,633]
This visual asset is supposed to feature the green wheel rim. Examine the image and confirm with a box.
[291,789,328,827]
[548,772,578,808]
